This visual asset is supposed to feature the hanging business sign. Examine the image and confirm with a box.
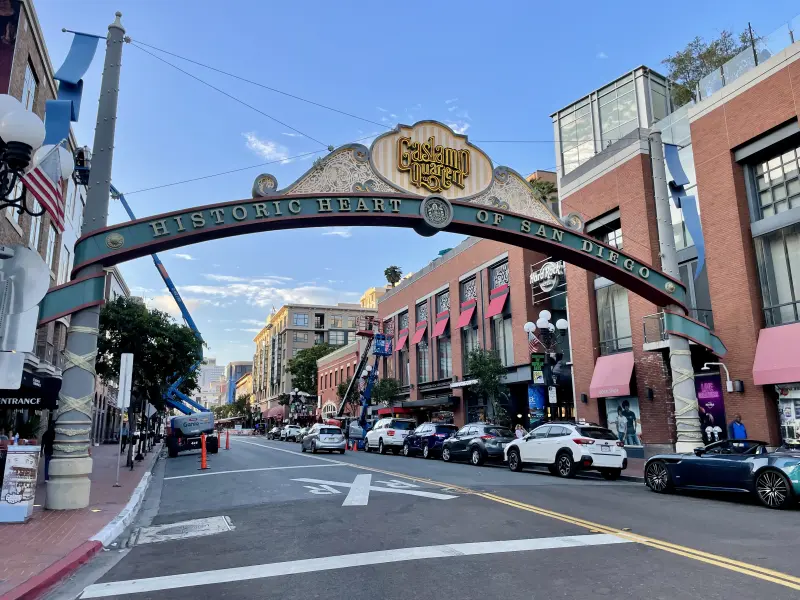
[0,371,60,410]
[531,261,565,294]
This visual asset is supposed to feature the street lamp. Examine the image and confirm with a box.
[701,362,734,392]
[0,94,49,217]
[525,310,569,356]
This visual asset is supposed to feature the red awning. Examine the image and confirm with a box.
[485,284,509,319]
[411,321,428,345]
[394,328,409,352]
[432,311,450,337]
[456,300,476,328]
[589,352,635,398]
[266,406,286,418]
[753,322,800,385]
[377,407,413,415]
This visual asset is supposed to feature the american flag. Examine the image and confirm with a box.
[23,145,65,232]
[528,334,540,355]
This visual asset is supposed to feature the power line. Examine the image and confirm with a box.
[131,39,393,132]
[129,43,330,148]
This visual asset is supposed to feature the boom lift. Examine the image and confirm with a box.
[336,318,393,445]
[110,185,209,416]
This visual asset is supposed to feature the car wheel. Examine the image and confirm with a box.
[301,444,306,453]
[470,447,485,466]
[379,440,386,455]
[555,451,576,478]
[402,443,410,457]
[311,442,317,454]
[644,460,673,493]
[755,469,793,509]
[601,468,621,481]
[442,447,452,462]
[423,444,431,459]
[508,449,522,472]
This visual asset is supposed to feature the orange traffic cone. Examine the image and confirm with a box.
[199,433,209,470]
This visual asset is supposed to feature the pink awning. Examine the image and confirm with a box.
[411,321,428,345]
[753,323,800,385]
[485,284,509,319]
[266,406,286,418]
[456,300,476,328]
[394,328,409,352]
[589,352,635,398]
[432,311,450,337]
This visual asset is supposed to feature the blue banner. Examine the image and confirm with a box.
[54,33,100,84]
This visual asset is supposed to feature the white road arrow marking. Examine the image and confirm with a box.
[303,484,342,495]
[293,476,458,505]
[376,479,420,489]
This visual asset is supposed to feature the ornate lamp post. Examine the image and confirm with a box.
[524,310,569,358]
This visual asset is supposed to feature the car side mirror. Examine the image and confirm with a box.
[693,447,705,457]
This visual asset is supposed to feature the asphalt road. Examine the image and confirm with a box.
[51,435,800,600]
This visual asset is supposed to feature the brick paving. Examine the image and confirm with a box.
[0,442,159,597]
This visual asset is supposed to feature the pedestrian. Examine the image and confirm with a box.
[615,406,627,443]
[514,424,526,439]
[121,422,129,454]
[41,420,55,481]
[728,414,747,439]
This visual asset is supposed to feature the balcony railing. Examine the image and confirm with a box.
[598,337,633,356]
[764,301,800,327]
[643,309,715,345]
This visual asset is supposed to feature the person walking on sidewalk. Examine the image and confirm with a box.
[41,421,55,481]
[729,414,747,440]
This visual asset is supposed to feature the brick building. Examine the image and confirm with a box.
[377,236,572,428]
[316,338,369,419]
[553,18,800,455]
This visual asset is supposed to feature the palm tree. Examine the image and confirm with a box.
[384,265,402,288]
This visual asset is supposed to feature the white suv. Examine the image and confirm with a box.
[504,423,628,479]
[280,425,302,442]
[365,418,416,454]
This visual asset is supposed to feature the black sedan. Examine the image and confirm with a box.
[644,439,800,509]
[403,423,458,458]
[441,423,515,466]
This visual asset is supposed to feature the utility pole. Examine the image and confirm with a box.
[649,131,702,452]
[47,13,126,509]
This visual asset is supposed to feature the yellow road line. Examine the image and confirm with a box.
[341,460,800,590]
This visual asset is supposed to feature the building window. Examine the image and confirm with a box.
[438,335,452,379]
[436,290,450,313]
[28,198,42,250]
[399,347,410,385]
[491,315,514,366]
[74,187,85,224]
[293,313,308,327]
[596,283,633,355]
[599,76,637,148]
[490,261,509,288]
[22,62,37,111]
[605,227,623,250]
[292,347,302,357]
[415,301,428,323]
[315,332,325,345]
[45,224,57,269]
[65,179,76,224]
[650,77,669,122]
[417,337,429,383]
[460,277,477,302]
[398,311,409,331]
[331,315,343,328]
[329,330,346,345]
[678,259,714,328]
[753,146,800,219]
[347,316,356,328]
[293,331,308,343]
[314,314,324,328]
[462,325,479,372]
[559,100,594,175]
[756,224,800,326]
[57,246,71,284]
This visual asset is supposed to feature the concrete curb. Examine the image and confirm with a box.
[90,444,162,547]
[1,540,102,600]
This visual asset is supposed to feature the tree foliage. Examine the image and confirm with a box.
[466,348,508,424]
[285,343,336,395]
[213,394,252,422]
[529,178,557,205]
[371,377,402,406]
[96,297,203,412]
[662,29,755,106]
[384,265,402,288]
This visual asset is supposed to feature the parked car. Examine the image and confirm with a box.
[297,426,310,442]
[505,423,627,479]
[364,418,416,454]
[644,439,800,509]
[441,423,515,466]
[403,423,458,458]
[267,426,281,440]
[280,425,302,442]
[302,424,346,454]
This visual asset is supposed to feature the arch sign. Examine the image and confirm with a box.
[40,121,691,326]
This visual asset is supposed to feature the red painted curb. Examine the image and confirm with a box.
[1,540,103,600]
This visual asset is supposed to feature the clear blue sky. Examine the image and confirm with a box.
[37,0,799,363]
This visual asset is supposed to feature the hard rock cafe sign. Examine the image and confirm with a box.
[531,261,565,294]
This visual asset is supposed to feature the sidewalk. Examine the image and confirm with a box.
[0,443,160,599]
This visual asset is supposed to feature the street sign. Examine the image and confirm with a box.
[118,353,133,410]
[548,386,558,404]
[293,474,458,506]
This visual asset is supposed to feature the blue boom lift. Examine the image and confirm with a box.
[110,185,209,416]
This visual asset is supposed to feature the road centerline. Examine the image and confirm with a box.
[78,534,630,598]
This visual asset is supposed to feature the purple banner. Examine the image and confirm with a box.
[695,374,727,444]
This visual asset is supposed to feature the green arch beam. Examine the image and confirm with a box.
[71,192,687,309]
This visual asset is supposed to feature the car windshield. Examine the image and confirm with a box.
[578,427,618,441]
[390,421,415,430]
[485,427,514,438]
[320,428,340,435]
[436,425,458,434]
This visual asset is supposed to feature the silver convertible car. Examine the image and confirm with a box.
[301,423,346,454]
[644,439,800,509]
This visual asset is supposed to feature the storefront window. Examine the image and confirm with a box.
[596,283,632,355]
[753,145,800,219]
[756,223,800,326]
[438,336,452,379]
